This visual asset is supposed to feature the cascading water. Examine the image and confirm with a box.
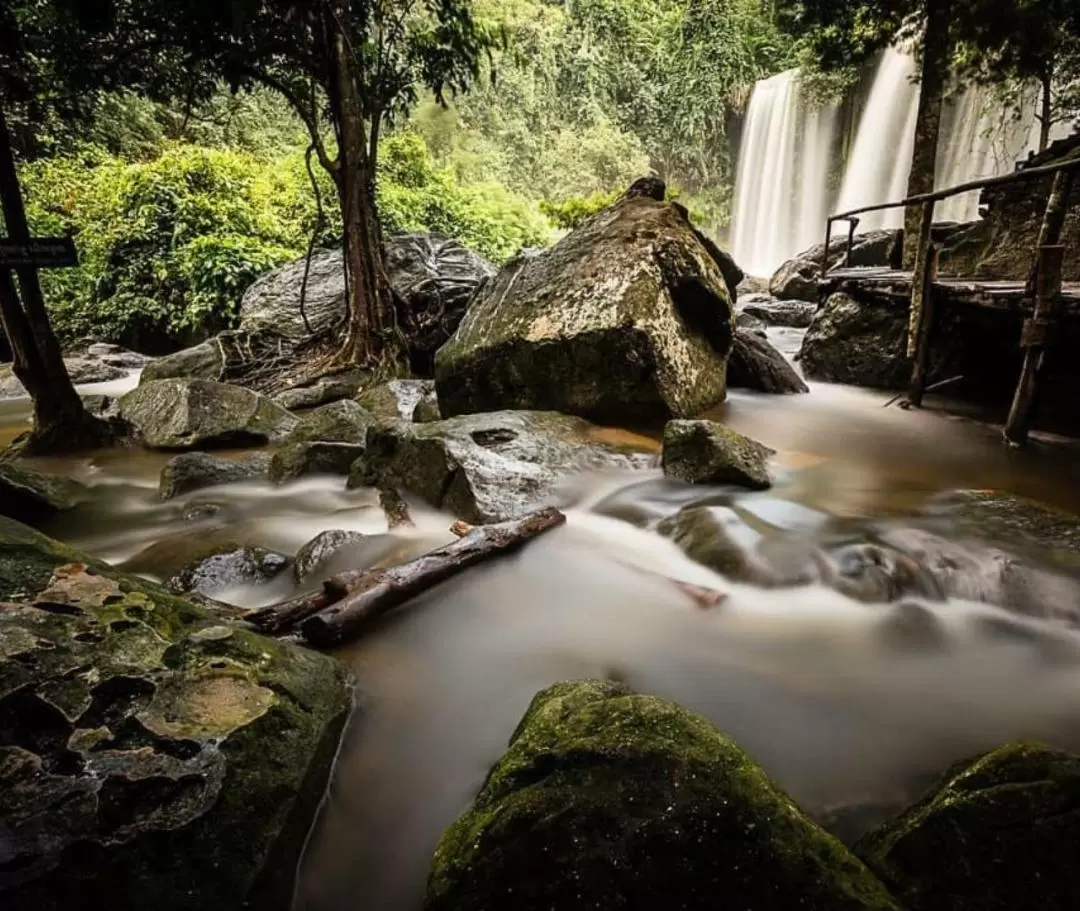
[730,70,838,276]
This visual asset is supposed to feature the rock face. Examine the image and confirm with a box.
[426,680,901,911]
[661,419,773,489]
[355,380,435,423]
[727,328,809,394]
[0,358,126,399]
[769,231,900,301]
[435,192,734,425]
[120,379,297,450]
[0,516,350,911]
[159,452,272,500]
[740,294,817,328]
[239,235,494,374]
[0,461,87,524]
[350,411,651,524]
[857,742,1080,911]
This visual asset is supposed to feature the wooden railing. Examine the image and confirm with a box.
[819,152,1080,445]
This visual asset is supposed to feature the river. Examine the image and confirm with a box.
[5,342,1080,910]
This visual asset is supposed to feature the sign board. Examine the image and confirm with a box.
[0,237,79,269]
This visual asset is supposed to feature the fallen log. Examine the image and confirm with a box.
[300,507,567,647]
[241,588,337,635]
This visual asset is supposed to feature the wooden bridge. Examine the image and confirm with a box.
[819,153,1080,446]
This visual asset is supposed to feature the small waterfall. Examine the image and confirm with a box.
[835,49,919,233]
[730,70,838,276]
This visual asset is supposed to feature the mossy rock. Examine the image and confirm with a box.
[0,515,351,911]
[0,461,88,525]
[661,419,773,489]
[426,679,901,911]
[856,741,1080,911]
[159,451,272,500]
[355,379,435,423]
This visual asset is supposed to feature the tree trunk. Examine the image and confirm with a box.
[903,0,951,267]
[326,15,402,370]
[0,105,108,453]
[1038,70,1053,153]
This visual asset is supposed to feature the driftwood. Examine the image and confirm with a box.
[243,588,338,635]
[298,507,567,647]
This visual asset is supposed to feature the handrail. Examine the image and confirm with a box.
[821,152,1080,278]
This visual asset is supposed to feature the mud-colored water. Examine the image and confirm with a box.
[6,362,1080,911]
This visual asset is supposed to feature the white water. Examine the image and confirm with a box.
[730,70,838,276]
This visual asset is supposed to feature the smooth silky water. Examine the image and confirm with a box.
[6,364,1080,910]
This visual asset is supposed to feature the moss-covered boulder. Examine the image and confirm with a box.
[0,461,88,524]
[349,411,651,523]
[356,379,436,423]
[140,335,231,384]
[270,441,367,483]
[426,680,901,911]
[284,399,374,444]
[0,516,351,911]
[435,187,734,425]
[661,419,773,489]
[272,369,370,411]
[120,379,297,450]
[856,742,1080,911]
[267,400,374,483]
[159,451,272,500]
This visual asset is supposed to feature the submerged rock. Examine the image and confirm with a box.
[0,461,87,525]
[350,411,651,524]
[167,545,290,596]
[0,516,350,910]
[727,327,809,394]
[120,379,297,450]
[661,419,773,489]
[293,529,368,584]
[355,379,435,423]
[435,185,734,424]
[426,679,901,911]
[159,452,272,500]
[857,742,1080,911]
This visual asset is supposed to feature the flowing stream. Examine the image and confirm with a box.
[6,362,1080,910]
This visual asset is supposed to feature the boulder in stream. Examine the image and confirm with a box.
[349,410,652,524]
[272,369,370,411]
[661,419,773,489]
[740,294,817,328]
[119,379,297,450]
[293,529,369,584]
[167,544,290,597]
[0,358,126,399]
[355,379,436,423]
[0,515,351,910]
[159,451,272,500]
[426,679,901,911]
[435,183,734,425]
[140,331,240,384]
[727,327,809,394]
[0,461,88,524]
[268,399,374,483]
[856,741,1080,911]
[769,230,900,301]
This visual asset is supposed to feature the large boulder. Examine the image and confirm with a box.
[268,400,373,483]
[435,190,734,425]
[727,327,809,394]
[0,516,350,910]
[349,410,651,523]
[856,742,1080,911]
[661,419,773,489]
[0,461,87,524]
[159,452,272,500]
[355,379,435,423]
[769,230,900,301]
[239,235,494,375]
[119,379,297,450]
[426,680,901,911]
[140,333,237,384]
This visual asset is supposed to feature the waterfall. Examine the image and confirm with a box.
[730,70,838,276]
[835,49,920,233]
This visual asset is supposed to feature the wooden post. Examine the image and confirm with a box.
[907,243,940,407]
[1004,245,1065,446]
[906,200,936,360]
[844,217,859,267]
[821,218,834,278]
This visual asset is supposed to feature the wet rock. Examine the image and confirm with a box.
[0,461,87,525]
[239,235,494,375]
[0,358,126,399]
[118,524,267,581]
[856,742,1080,911]
[412,390,441,423]
[0,516,350,910]
[285,399,374,444]
[270,441,367,483]
[355,380,435,423]
[741,295,817,328]
[929,489,1080,558]
[350,411,651,523]
[770,231,900,301]
[120,379,297,450]
[159,452,272,500]
[738,274,772,295]
[79,393,121,420]
[735,310,767,333]
[272,369,370,410]
[874,601,950,652]
[820,542,944,604]
[727,327,809,394]
[661,419,773,489]
[435,184,734,425]
[168,545,290,596]
[426,679,901,911]
[293,530,368,584]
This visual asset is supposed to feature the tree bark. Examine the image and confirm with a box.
[1038,70,1053,153]
[0,104,107,452]
[300,507,567,647]
[903,0,952,267]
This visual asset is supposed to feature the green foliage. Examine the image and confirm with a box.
[539,191,620,230]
